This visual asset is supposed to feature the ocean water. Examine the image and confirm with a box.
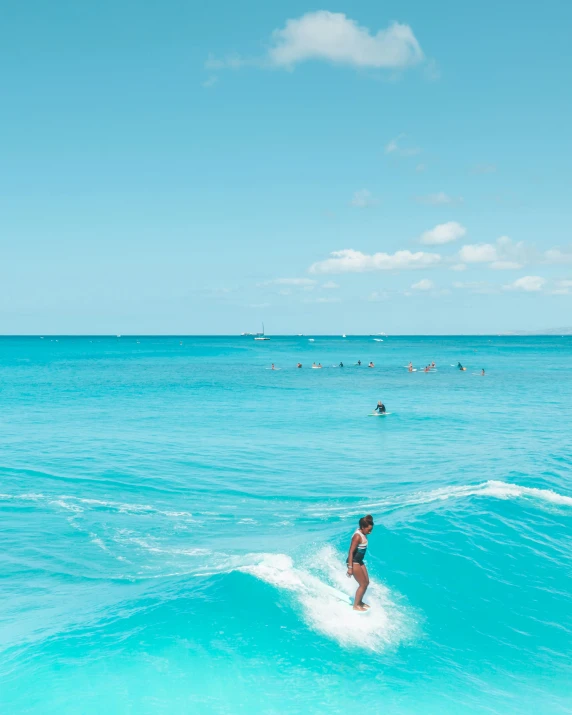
[1,335,571,714]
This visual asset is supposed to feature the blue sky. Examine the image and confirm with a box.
[1,0,571,334]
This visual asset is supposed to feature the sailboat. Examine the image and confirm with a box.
[254,323,270,341]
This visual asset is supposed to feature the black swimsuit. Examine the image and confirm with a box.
[347,530,368,566]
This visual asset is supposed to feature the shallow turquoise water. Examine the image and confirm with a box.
[1,335,571,714]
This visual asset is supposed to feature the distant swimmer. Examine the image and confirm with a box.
[271,363,276,370]
[431,362,436,368]
[357,360,362,366]
[424,365,430,372]
[408,362,413,372]
[347,515,374,611]
[297,363,302,368]
[375,401,386,414]
[318,363,322,368]
[481,368,485,376]
[339,362,344,368]
[457,362,467,371]
[368,362,374,368]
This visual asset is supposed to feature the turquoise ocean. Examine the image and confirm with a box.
[1,335,571,714]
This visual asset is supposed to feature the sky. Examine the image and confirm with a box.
[1,0,571,334]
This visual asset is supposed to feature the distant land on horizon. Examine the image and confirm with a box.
[2,330,572,338]
[501,327,572,336]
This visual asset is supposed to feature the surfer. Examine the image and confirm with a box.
[357,360,362,366]
[457,362,466,371]
[297,363,302,368]
[424,365,430,372]
[375,401,386,414]
[271,363,275,370]
[431,361,436,368]
[339,362,344,368]
[346,515,374,611]
[408,362,413,372]
[368,362,374,368]
[481,368,485,376]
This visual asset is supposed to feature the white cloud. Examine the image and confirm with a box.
[411,279,434,291]
[415,163,426,172]
[309,248,441,274]
[544,248,572,264]
[321,281,340,289]
[368,291,388,302]
[351,189,378,208]
[451,263,467,271]
[490,260,523,270]
[269,12,424,69]
[415,192,463,205]
[552,280,572,295]
[453,281,498,294]
[303,296,341,304]
[420,221,466,245]
[272,278,317,286]
[208,13,424,72]
[424,58,441,81]
[385,139,399,153]
[458,243,498,263]
[503,276,545,292]
[205,54,247,70]
[259,278,317,289]
[202,75,218,88]
[385,134,421,156]
[459,236,527,268]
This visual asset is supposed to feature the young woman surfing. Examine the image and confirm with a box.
[346,515,374,611]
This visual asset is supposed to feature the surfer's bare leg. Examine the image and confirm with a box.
[352,564,368,611]
[359,565,370,609]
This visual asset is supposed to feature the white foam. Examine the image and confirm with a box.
[239,546,411,652]
[320,480,572,517]
[50,500,84,513]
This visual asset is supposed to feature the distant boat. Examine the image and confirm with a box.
[308,338,315,342]
[254,323,270,341]
[373,338,383,342]
[342,334,346,338]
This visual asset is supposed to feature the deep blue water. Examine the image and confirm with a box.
[1,335,571,714]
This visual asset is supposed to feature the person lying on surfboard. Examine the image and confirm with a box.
[375,401,386,414]
[346,515,374,611]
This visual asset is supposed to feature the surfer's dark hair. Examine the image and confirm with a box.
[359,515,374,529]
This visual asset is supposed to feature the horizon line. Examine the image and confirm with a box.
[1,333,571,338]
